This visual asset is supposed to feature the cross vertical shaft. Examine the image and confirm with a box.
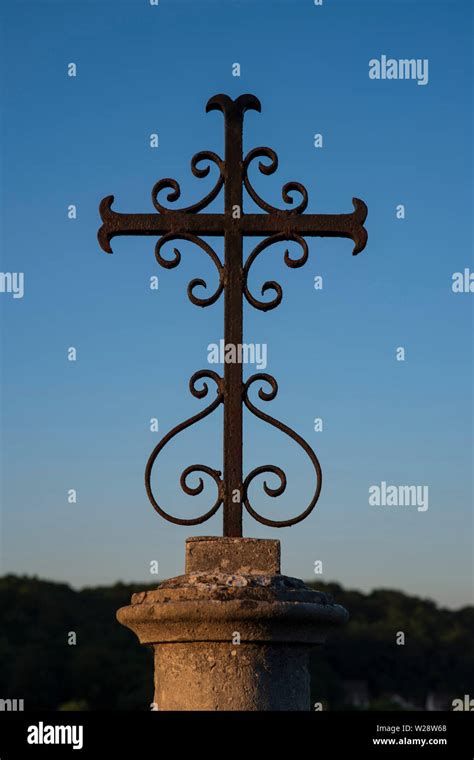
[223,102,243,537]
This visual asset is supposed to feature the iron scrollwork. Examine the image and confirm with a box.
[98,94,368,535]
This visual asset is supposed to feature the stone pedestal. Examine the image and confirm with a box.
[117,536,348,711]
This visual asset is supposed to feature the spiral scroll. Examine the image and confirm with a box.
[145,370,224,526]
[243,233,309,311]
[243,147,308,215]
[152,150,224,214]
[154,233,224,307]
[242,373,322,528]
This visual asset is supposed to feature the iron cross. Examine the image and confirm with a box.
[98,93,368,537]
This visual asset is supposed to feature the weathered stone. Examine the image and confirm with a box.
[185,536,280,575]
[117,537,348,711]
[153,643,310,711]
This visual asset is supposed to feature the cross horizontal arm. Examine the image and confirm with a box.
[97,196,225,253]
[243,198,368,254]
[98,195,368,255]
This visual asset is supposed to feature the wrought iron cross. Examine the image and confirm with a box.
[98,94,368,537]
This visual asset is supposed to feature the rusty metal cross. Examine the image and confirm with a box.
[98,93,368,537]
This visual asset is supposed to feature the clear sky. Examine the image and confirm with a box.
[0,0,472,608]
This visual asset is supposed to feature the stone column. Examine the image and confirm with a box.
[117,536,347,711]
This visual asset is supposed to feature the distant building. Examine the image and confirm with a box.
[342,680,369,708]
[426,692,453,711]
[388,694,417,710]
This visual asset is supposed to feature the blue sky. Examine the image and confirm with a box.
[1,0,472,608]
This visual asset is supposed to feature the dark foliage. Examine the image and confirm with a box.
[0,575,471,710]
